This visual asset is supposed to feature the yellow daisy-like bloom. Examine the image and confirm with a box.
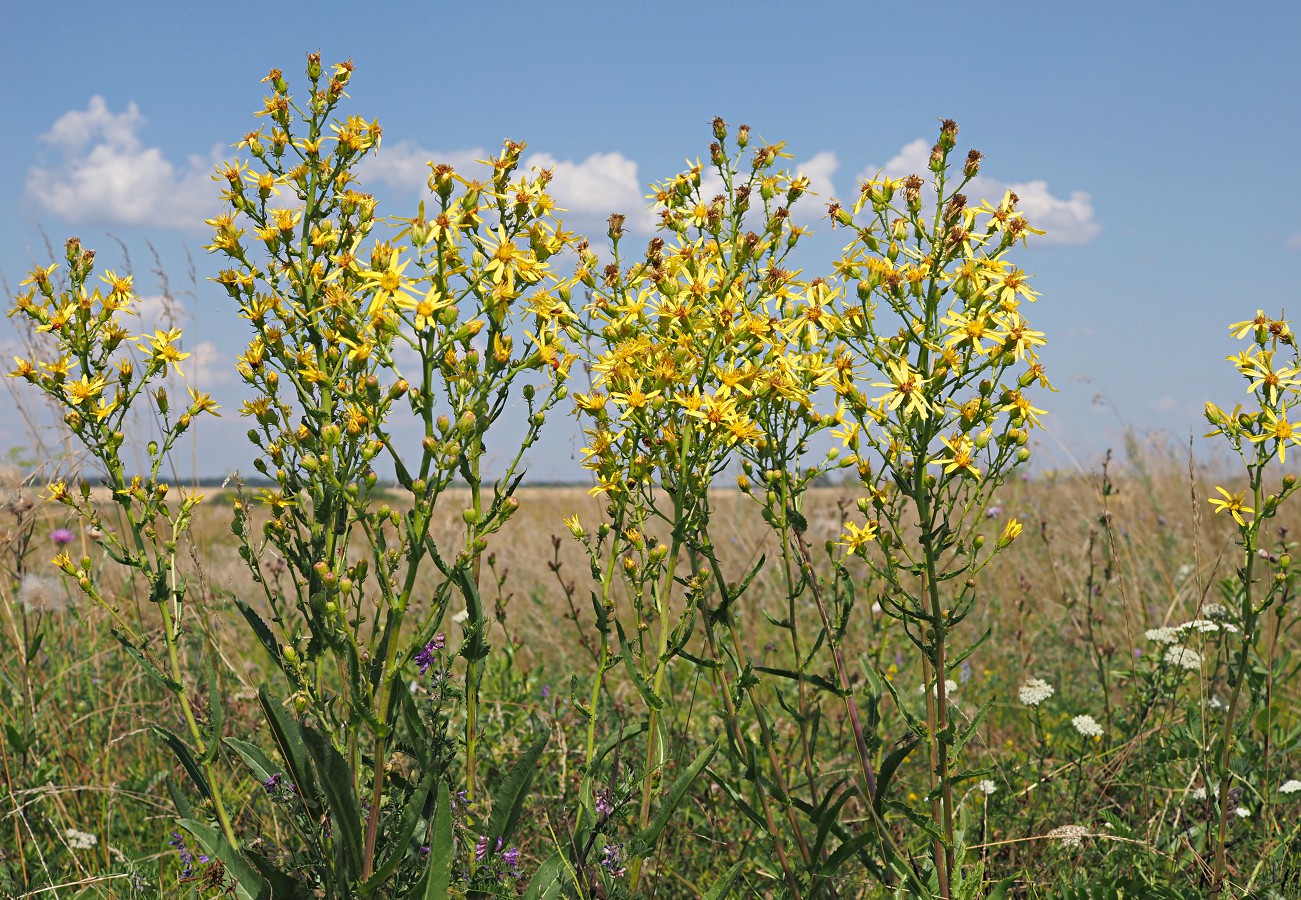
[1242,352,1301,408]
[872,360,930,420]
[839,520,878,556]
[1247,409,1301,463]
[482,225,546,290]
[358,254,419,316]
[1208,486,1254,526]
[933,434,980,478]
[143,328,192,375]
[65,374,109,407]
[1228,310,1271,340]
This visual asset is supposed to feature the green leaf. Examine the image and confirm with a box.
[163,775,194,820]
[200,653,224,764]
[150,725,211,800]
[701,861,746,900]
[615,622,665,710]
[629,740,718,856]
[874,735,919,815]
[421,782,454,900]
[301,724,364,882]
[224,737,279,783]
[112,628,182,693]
[487,724,552,849]
[178,818,268,900]
[232,596,282,666]
[257,686,321,810]
[521,850,570,900]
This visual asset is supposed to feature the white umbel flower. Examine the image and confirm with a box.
[1046,824,1088,848]
[1145,626,1178,644]
[1072,714,1104,739]
[1018,678,1054,707]
[1280,779,1301,795]
[64,828,98,851]
[1163,646,1203,671]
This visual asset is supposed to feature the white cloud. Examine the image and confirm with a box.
[359,140,485,192]
[359,141,653,232]
[181,340,233,388]
[790,151,839,226]
[525,151,652,231]
[26,97,220,231]
[855,138,1101,246]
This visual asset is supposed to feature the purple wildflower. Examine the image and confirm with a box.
[540,684,551,700]
[263,773,282,794]
[415,634,445,675]
[594,789,614,817]
[600,843,627,877]
[502,846,521,878]
[169,831,207,879]
[51,528,75,546]
[474,835,490,861]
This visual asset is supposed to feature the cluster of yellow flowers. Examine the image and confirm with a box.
[1206,310,1301,527]
[201,56,578,518]
[9,238,217,450]
[573,117,1051,566]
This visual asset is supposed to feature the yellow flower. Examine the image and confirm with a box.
[933,434,980,478]
[358,254,418,315]
[142,329,191,375]
[1208,486,1253,527]
[1228,310,1270,340]
[1247,409,1301,463]
[839,520,878,556]
[998,517,1023,546]
[872,359,930,420]
[65,374,109,407]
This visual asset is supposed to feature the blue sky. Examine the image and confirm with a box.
[3,1,1300,480]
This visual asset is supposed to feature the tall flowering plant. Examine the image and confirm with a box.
[1202,310,1301,898]
[12,55,577,898]
[828,119,1051,896]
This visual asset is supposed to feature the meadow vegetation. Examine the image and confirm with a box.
[3,55,1300,899]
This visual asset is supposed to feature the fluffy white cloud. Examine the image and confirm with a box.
[359,140,486,191]
[790,151,839,226]
[359,141,653,231]
[856,138,1101,246]
[180,339,233,387]
[524,151,652,230]
[26,97,220,231]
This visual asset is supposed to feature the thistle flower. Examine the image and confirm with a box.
[19,573,69,612]
[51,527,75,546]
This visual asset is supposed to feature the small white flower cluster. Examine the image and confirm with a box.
[1280,779,1301,795]
[1203,603,1230,620]
[1046,824,1089,848]
[1018,677,1054,707]
[1175,563,1195,583]
[1235,806,1252,818]
[1072,714,1104,739]
[977,779,997,796]
[1145,626,1179,645]
[1180,618,1238,635]
[1191,786,1208,800]
[1163,646,1203,671]
[64,828,98,851]
[919,679,959,697]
